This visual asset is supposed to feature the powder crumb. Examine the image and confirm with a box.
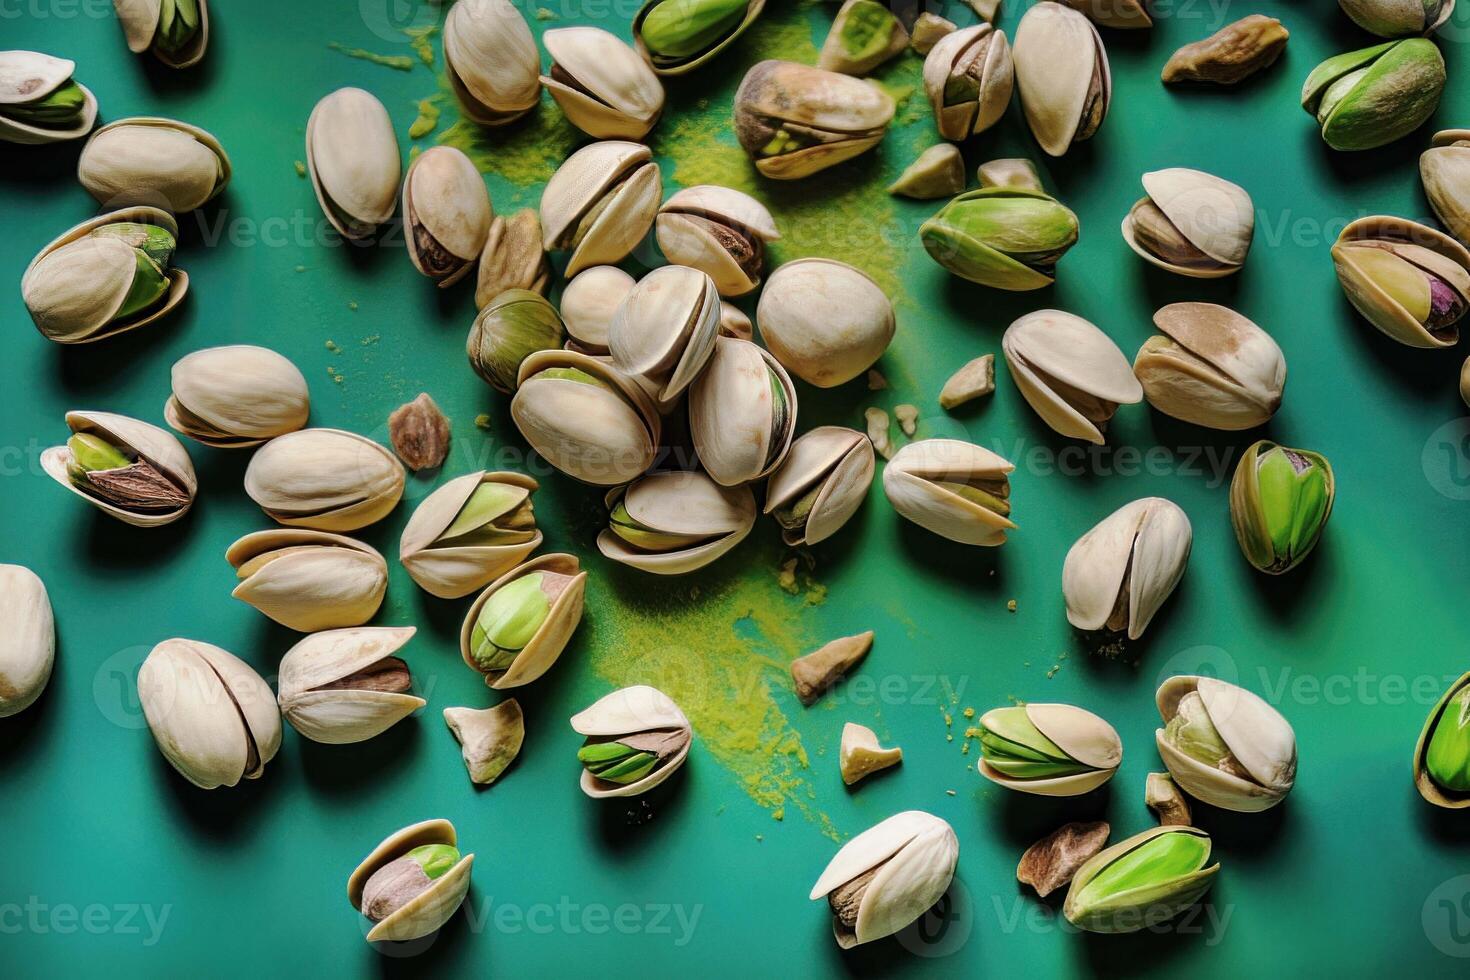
[961,742,970,754]
[962,707,974,719]
[325,340,340,353]
[294,265,306,273]
[293,160,306,178]
[362,334,380,345]
[755,835,764,842]
[348,301,359,312]
[945,789,956,797]
[536,6,557,18]
[778,558,799,594]
[326,42,415,71]
[946,734,954,742]
[1007,599,1017,612]
[943,714,952,726]
[474,414,492,430]
[326,367,344,385]
[772,809,784,822]
[1047,665,1061,679]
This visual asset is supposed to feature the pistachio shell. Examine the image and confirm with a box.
[923,24,1013,141]
[1059,0,1151,28]
[467,289,566,393]
[764,426,875,546]
[561,266,635,353]
[40,410,197,527]
[243,428,404,532]
[1063,826,1218,934]
[1120,168,1254,278]
[1340,0,1456,38]
[540,141,661,276]
[459,554,586,689]
[476,209,551,308]
[1062,497,1191,640]
[402,146,492,287]
[756,259,895,388]
[0,50,98,144]
[227,529,386,632]
[977,157,1044,192]
[1134,303,1286,429]
[399,471,542,598]
[1002,310,1142,444]
[733,60,895,180]
[609,265,722,407]
[444,0,540,125]
[1155,675,1297,812]
[839,722,902,785]
[541,27,665,139]
[166,345,310,448]
[1422,130,1470,245]
[0,565,54,718]
[597,470,757,574]
[1228,441,1335,574]
[570,685,692,798]
[1013,2,1111,156]
[1301,39,1444,151]
[1415,671,1470,808]
[632,0,766,75]
[882,439,1016,546]
[444,700,524,784]
[1330,215,1470,347]
[115,0,211,68]
[819,0,910,76]
[278,627,423,744]
[306,88,401,240]
[78,117,230,212]
[888,144,966,200]
[688,336,798,486]
[978,703,1123,796]
[348,819,474,942]
[655,185,780,296]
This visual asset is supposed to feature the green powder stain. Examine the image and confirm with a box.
[403,25,437,67]
[437,110,579,200]
[409,97,441,140]
[327,42,415,72]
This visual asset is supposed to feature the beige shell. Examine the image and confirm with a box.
[609,265,722,407]
[278,626,424,744]
[226,528,387,632]
[632,0,767,76]
[1340,0,1457,36]
[40,410,197,527]
[444,700,524,785]
[348,819,474,943]
[1331,215,1470,348]
[1156,675,1297,812]
[399,470,542,599]
[689,336,798,486]
[764,426,874,546]
[541,141,661,276]
[460,554,587,689]
[570,685,692,798]
[243,428,404,532]
[1121,168,1254,278]
[1002,310,1142,443]
[444,0,541,126]
[114,0,211,68]
[1060,0,1152,28]
[476,209,551,308]
[979,703,1124,796]
[597,470,757,574]
[1415,671,1470,809]
[78,117,230,212]
[733,60,896,180]
[882,439,1016,546]
[137,638,281,790]
[165,345,310,448]
[0,565,54,718]
[923,24,1014,141]
[1422,130,1470,245]
[0,50,98,144]
[1013,2,1111,156]
[1063,497,1191,640]
[561,265,635,354]
[306,88,401,240]
[1134,303,1286,429]
[402,146,493,288]
[840,722,902,785]
[757,259,895,388]
[541,27,664,139]
[656,185,780,296]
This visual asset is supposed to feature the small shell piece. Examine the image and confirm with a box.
[883,439,1015,546]
[733,60,896,180]
[1155,675,1297,812]
[597,470,757,574]
[227,529,387,632]
[1121,169,1255,279]
[757,259,895,388]
[1059,0,1151,28]
[41,410,197,528]
[444,0,541,126]
[819,0,910,76]
[1002,310,1141,444]
[792,631,873,706]
[1062,826,1218,934]
[78,117,229,212]
[459,554,587,689]
[1146,772,1192,826]
[910,13,957,55]
[939,354,995,409]
[570,685,692,798]
[278,627,424,745]
[609,265,722,407]
[764,426,874,546]
[1330,215,1470,348]
[978,702,1123,796]
[656,185,780,297]
[1062,497,1191,640]
[137,638,281,790]
[1134,303,1286,430]
[0,50,98,145]
[1415,671,1470,809]
[306,88,401,240]
[444,700,525,785]
[1012,2,1111,157]
[923,24,1013,141]
[402,146,492,288]
[114,0,211,69]
[243,428,405,532]
[1422,130,1470,245]
[977,157,1045,192]
[399,471,542,599]
[541,141,662,277]
[0,565,55,718]
[689,336,798,486]
[889,144,966,200]
[632,0,766,76]
[809,810,959,948]
[166,345,310,448]
[476,209,551,308]
[561,266,635,354]
[840,722,902,785]
[348,819,474,943]
[541,27,665,140]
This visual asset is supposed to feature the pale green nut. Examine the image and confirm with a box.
[6,79,86,127]
[834,1,904,66]
[1063,826,1219,934]
[66,432,129,478]
[155,0,204,56]
[919,187,1079,290]
[469,572,551,671]
[1228,441,1335,575]
[1417,673,1470,807]
[978,706,1094,780]
[638,0,750,60]
[405,843,460,879]
[467,289,565,394]
[577,739,658,784]
[439,482,538,547]
[1301,39,1445,151]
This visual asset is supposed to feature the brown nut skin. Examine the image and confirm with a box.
[1162,15,1288,85]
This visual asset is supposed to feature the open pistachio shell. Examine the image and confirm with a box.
[1062,497,1191,640]
[444,0,540,126]
[0,565,54,718]
[764,426,874,546]
[400,471,542,599]
[114,0,211,69]
[809,810,959,948]
[756,258,894,388]
[883,439,1016,546]
[541,141,661,277]
[226,528,386,632]
[348,819,474,943]
[689,336,798,486]
[1155,675,1297,812]
[1134,303,1286,430]
[923,24,1013,141]
[459,554,586,689]
[78,117,229,212]
[1228,441,1335,575]
[633,0,765,75]
[1339,0,1456,39]
[403,146,492,288]
[561,266,635,354]
[1063,826,1218,934]
[1422,130,1470,244]
[570,685,692,798]
[278,627,423,744]
[444,700,525,784]
[476,209,551,307]
[978,702,1123,796]
[541,27,665,140]
[1415,671,1470,808]
[733,60,896,180]
[1013,2,1111,157]
[306,88,401,240]
[41,410,197,527]
[0,50,98,144]
[166,345,310,448]
[243,428,404,532]
[609,265,722,408]
[1331,215,1470,348]
[819,0,910,76]
[1121,168,1254,279]
[597,470,756,574]
[656,185,779,297]
[1002,310,1141,444]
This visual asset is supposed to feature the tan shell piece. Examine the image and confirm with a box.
[348,819,475,943]
[226,528,387,632]
[40,410,197,527]
[840,722,903,785]
[444,700,525,785]
[459,554,587,689]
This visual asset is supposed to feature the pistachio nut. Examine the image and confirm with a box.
[1121,168,1254,278]
[689,336,798,486]
[977,157,1044,192]
[809,811,958,948]
[1331,215,1470,348]
[1161,15,1289,85]
[0,565,54,718]
[0,50,98,144]
[560,266,635,354]
[541,140,661,277]
[243,428,405,532]
[1062,826,1218,934]
[1340,0,1456,37]
[511,349,662,485]
[137,638,281,790]
[571,685,692,798]
[609,265,721,407]
[756,258,894,388]
[541,27,665,140]
[226,529,386,632]
[719,303,753,340]
[764,426,875,546]
[443,0,540,126]
[1017,821,1111,899]
[1156,675,1297,812]
[1062,497,1190,640]
[1013,2,1111,157]
[919,186,1079,290]
[1301,39,1445,151]
[840,722,902,785]
[1134,302,1286,430]
[656,185,779,297]
[22,207,188,344]
[1059,0,1151,28]
[400,470,541,599]
[979,703,1122,795]
[1228,441,1335,575]
[114,0,210,69]
[444,700,524,785]
[1462,356,1470,408]
[41,410,196,527]
[883,438,1015,545]
[78,117,228,212]
[923,24,1013,141]
[1414,671,1470,808]
[388,393,449,472]
[819,0,910,76]
[401,146,492,288]
[468,289,566,393]
[1003,310,1142,444]
[633,0,764,75]
[348,819,474,943]
[889,144,965,199]
[306,88,401,240]
[1421,130,1470,245]
[597,470,757,574]
[165,345,310,449]
[278,626,423,745]
[460,555,586,689]
[734,60,896,180]
[476,209,551,308]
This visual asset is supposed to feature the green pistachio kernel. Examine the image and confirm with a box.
[640,0,748,60]
[1426,685,1470,793]
[67,432,130,474]
[1071,830,1212,915]
[578,740,658,784]
[765,368,790,468]
[1231,441,1334,574]
[533,366,611,388]
[156,0,202,55]
[405,844,460,880]
[1302,39,1446,151]
[438,482,537,546]
[1161,692,1236,769]
[772,484,820,531]
[10,80,85,126]
[470,573,550,671]
[979,706,1092,780]
[838,1,898,60]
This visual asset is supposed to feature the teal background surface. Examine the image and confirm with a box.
[4,1,1470,976]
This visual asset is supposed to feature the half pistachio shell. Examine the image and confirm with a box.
[1415,671,1470,809]
[166,345,310,448]
[227,529,386,632]
[1155,675,1297,812]
[733,60,896,180]
[819,0,910,76]
[609,265,722,408]
[1002,310,1141,444]
[114,0,211,69]
[476,209,551,308]
[541,27,665,140]
[979,703,1123,796]
[689,336,798,486]
[444,0,540,126]
[541,140,661,277]
[348,819,474,943]
[757,258,894,388]
[0,50,98,144]
[1134,303,1286,430]
[1121,168,1254,278]
[1013,2,1111,157]
[561,266,635,354]
[1331,215,1470,348]
[78,117,228,212]
[1062,826,1218,934]
[1062,497,1191,640]
[1422,130,1470,245]
[403,146,492,288]
[765,426,874,546]
[883,438,1015,546]
[459,555,587,689]
[656,185,780,297]
[278,627,424,744]
[0,565,54,718]
[889,144,966,199]
[399,471,542,599]
[41,410,197,527]
[306,88,401,240]
[243,428,404,532]
[444,700,524,784]
[570,685,692,798]
[632,0,766,75]
[597,470,757,574]
[1340,0,1456,39]
[923,24,1013,141]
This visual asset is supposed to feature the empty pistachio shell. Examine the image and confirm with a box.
[919,186,1079,290]
[810,811,958,948]
[0,565,54,718]
[1301,39,1445,151]
[1156,675,1297,812]
[0,50,98,145]
[757,259,894,388]
[689,336,798,486]
[889,144,965,200]
[444,0,540,126]
[468,289,566,393]
[227,529,386,632]
[1340,0,1456,37]
[883,438,1015,545]
[979,702,1122,795]
[1421,130,1470,245]
[1063,497,1190,640]
[1013,2,1111,157]
[734,60,895,180]
[656,185,779,297]
[41,410,197,527]
[1229,441,1335,575]
[541,27,665,140]
[243,428,404,532]
[923,24,1013,141]
[165,345,310,448]
[1415,671,1470,808]
[115,0,211,68]
[541,141,662,277]
[348,819,474,943]
[400,471,541,599]
[1134,303,1286,430]
[460,555,586,689]
[137,638,281,790]
[476,209,551,308]
[1121,168,1254,278]
[1058,0,1151,27]
[571,685,692,798]
[610,265,722,407]
[1003,310,1141,444]
[78,117,229,212]
[1331,215,1470,348]
[1062,826,1218,934]
[840,722,902,785]
[402,146,492,288]
[910,12,957,55]
[1462,356,1470,408]
[1161,15,1288,85]
[277,627,423,745]
[765,426,874,546]
[306,88,401,240]
[598,470,757,574]
[819,0,909,76]
[633,0,765,76]
[444,700,524,784]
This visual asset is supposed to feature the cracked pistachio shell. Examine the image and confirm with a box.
[633,0,765,75]
[22,206,188,344]
[1415,671,1470,808]
[610,265,722,407]
[137,638,281,790]
[306,88,401,240]
[560,266,635,354]
[403,147,492,288]
[889,144,965,200]
[460,554,586,689]
[1121,168,1254,278]
[1331,215,1470,348]
[819,0,910,76]
[923,24,1013,141]
[1003,310,1141,444]
[1063,497,1190,640]
[1134,303,1285,430]
[1422,130,1470,245]
[840,722,902,785]
[757,258,895,388]
[78,117,229,212]
[656,185,780,297]
[400,471,542,599]
[114,0,211,68]
[226,529,386,632]
[444,0,540,125]
[810,811,958,948]
[978,703,1123,796]
[733,60,895,180]
[919,186,1080,290]
[541,27,664,140]
[349,819,474,943]
[1063,826,1218,934]
[1059,0,1151,28]
[468,289,566,393]
[1340,0,1456,37]
[570,685,692,798]
[1229,441,1335,575]
[0,565,54,718]
[165,345,310,448]
[41,410,197,527]
[689,336,798,486]
[476,209,550,308]
[278,626,424,744]
[1156,675,1297,812]
[764,426,874,546]
[444,700,524,784]
[883,438,1015,545]
[0,50,98,145]
[244,428,404,532]
[597,470,756,574]
[1301,39,1445,151]
[540,141,661,277]
[1013,2,1111,157]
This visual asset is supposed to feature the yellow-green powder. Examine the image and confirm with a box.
[326,42,415,72]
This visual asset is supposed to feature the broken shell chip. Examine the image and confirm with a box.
[1017,821,1111,898]
[809,810,959,948]
[819,0,910,76]
[570,685,692,798]
[243,428,405,532]
[688,336,798,486]
[756,258,894,388]
[403,146,493,288]
[115,0,211,69]
[227,528,387,632]
[0,50,98,145]
[348,819,474,943]
[978,702,1123,796]
[0,564,55,718]
[277,626,423,745]
[609,265,722,408]
[1062,497,1191,640]
[1121,168,1255,278]
[444,0,541,126]
[1012,2,1111,157]
[306,87,401,240]
[1330,215,1470,348]
[540,140,662,277]
[840,722,902,785]
[166,344,310,449]
[399,470,542,599]
[1415,670,1470,809]
[1002,310,1142,444]
[764,426,874,546]
[560,265,635,354]
[632,0,766,76]
[882,438,1016,546]
[444,700,525,784]
[923,24,1014,141]
[78,117,230,212]
[1059,0,1152,28]
[41,410,197,527]
[1155,674,1297,813]
[1134,303,1286,430]
[597,469,757,574]
[978,157,1045,192]
[459,554,587,689]
[733,60,896,180]
[476,209,551,308]
[1421,129,1470,245]
[656,184,780,297]
[541,26,665,140]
